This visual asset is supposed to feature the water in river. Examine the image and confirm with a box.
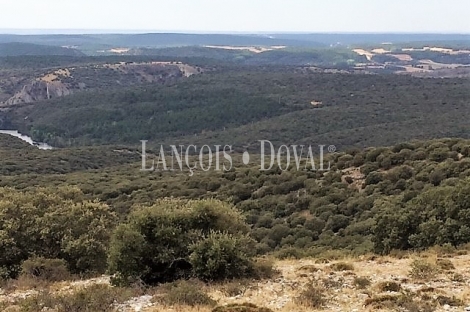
[0,130,54,150]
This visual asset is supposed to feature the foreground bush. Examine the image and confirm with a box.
[0,186,117,279]
[108,198,254,285]
[21,257,70,282]
[373,179,470,254]
[190,232,254,281]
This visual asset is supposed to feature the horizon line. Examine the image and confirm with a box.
[1,29,470,36]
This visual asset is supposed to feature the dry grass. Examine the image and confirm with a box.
[295,282,328,309]
[375,280,402,292]
[2,249,470,311]
[329,262,354,272]
[353,276,371,289]
[409,259,439,280]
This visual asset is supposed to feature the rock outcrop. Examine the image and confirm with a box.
[1,62,203,106]
[5,80,72,105]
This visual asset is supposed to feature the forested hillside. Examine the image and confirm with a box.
[0,42,85,57]
[3,67,469,148]
[135,46,366,66]
[0,135,469,262]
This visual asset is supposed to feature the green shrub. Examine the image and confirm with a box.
[190,232,255,281]
[365,172,383,185]
[21,257,70,282]
[108,199,252,285]
[0,186,116,279]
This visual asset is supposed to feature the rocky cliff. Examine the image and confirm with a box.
[1,62,202,106]
[4,80,72,106]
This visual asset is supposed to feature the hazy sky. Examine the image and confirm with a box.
[1,0,469,33]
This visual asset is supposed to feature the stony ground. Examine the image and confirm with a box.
[204,252,470,312]
[2,250,470,311]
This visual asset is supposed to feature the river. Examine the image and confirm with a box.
[0,130,54,150]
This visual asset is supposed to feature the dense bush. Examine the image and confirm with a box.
[0,186,117,279]
[20,257,70,282]
[373,179,470,254]
[108,199,254,285]
[190,232,255,281]
[1,136,470,271]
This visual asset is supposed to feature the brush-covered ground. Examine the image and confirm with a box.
[1,247,470,312]
[1,136,470,312]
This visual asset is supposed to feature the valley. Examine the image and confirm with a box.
[0,31,469,312]
[0,60,202,105]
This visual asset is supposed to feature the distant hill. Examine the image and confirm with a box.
[135,46,366,66]
[1,33,468,47]
[0,33,468,55]
[114,33,323,48]
[0,42,85,57]
[0,34,324,52]
[267,33,470,46]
